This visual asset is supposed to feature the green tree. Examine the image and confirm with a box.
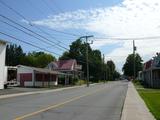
[113,71,121,80]
[22,52,56,68]
[59,51,70,60]
[60,39,106,82]
[6,44,25,66]
[122,53,143,77]
[89,50,103,81]
[107,60,116,80]
[60,39,121,82]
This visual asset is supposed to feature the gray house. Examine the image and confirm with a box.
[142,53,160,88]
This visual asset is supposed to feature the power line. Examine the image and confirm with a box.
[0,31,61,56]
[94,36,160,41]
[0,1,67,50]
[0,0,69,47]
[27,0,48,17]
[26,0,80,37]
[0,0,78,46]
[0,14,69,51]
[105,55,127,57]
[43,0,83,36]
[0,19,65,51]
[36,30,77,40]
[0,0,26,20]
[40,0,56,13]
[0,14,66,51]
[31,25,68,47]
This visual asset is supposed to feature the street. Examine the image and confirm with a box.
[0,81,128,120]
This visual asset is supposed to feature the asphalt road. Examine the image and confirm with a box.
[0,81,128,120]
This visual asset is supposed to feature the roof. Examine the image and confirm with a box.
[17,65,66,75]
[7,66,17,70]
[144,59,152,70]
[51,59,77,70]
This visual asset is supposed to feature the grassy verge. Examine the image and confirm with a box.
[75,80,86,85]
[133,80,160,120]
[132,79,144,88]
[138,89,160,120]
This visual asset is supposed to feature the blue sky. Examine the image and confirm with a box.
[0,0,121,55]
[1,0,160,71]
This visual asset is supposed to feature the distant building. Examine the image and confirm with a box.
[17,65,65,87]
[142,53,160,88]
[0,40,7,89]
[47,59,83,84]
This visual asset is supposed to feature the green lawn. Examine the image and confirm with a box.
[138,89,160,120]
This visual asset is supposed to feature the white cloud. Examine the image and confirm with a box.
[91,39,121,49]
[31,0,160,71]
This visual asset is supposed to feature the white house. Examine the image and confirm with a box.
[17,65,65,87]
[0,40,7,89]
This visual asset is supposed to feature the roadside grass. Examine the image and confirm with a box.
[138,89,160,120]
[75,79,86,85]
[133,80,160,120]
[132,79,144,88]
[75,79,108,85]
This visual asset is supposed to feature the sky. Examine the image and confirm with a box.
[1,0,160,72]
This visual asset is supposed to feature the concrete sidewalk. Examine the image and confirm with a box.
[121,82,155,120]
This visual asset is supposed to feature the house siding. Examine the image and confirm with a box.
[17,65,59,87]
[0,41,6,89]
[19,73,32,86]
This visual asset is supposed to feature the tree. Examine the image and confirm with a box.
[89,50,103,81]
[59,51,70,60]
[22,52,56,68]
[107,60,116,80]
[122,53,143,77]
[6,44,25,66]
[60,39,103,81]
[60,39,120,82]
[113,71,121,80]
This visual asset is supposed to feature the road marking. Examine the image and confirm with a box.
[14,86,106,120]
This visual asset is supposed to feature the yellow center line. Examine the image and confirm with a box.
[14,86,106,120]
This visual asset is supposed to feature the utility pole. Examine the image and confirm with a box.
[106,64,108,82]
[103,54,105,82]
[79,35,94,87]
[133,40,136,80]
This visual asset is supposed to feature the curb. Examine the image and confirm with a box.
[0,83,103,99]
[0,85,85,99]
[120,82,129,119]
